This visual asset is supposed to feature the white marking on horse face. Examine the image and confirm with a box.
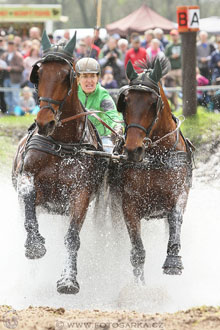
[17,174,35,197]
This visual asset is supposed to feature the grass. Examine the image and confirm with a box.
[0,114,35,172]
[0,114,34,130]
[173,106,220,145]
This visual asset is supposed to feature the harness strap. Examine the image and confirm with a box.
[24,134,98,158]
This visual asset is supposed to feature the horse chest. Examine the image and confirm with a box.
[121,167,188,214]
[37,157,92,187]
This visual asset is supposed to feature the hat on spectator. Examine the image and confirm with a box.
[170,29,179,36]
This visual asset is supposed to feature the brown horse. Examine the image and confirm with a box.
[12,31,106,294]
[109,57,194,284]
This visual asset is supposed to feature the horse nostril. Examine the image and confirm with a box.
[47,120,55,128]
[48,120,55,130]
[125,146,145,162]
[136,146,144,156]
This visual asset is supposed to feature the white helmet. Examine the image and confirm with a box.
[75,57,100,74]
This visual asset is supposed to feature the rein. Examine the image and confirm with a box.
[60,110,120,136]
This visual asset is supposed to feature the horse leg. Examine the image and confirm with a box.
[57,190,90,295]
[163,207,184,275]
[18,175,46,259]
[123,206,145,284]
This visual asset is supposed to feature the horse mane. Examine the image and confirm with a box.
[138,55,171,77]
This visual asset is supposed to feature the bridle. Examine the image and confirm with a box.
[33,54,77,124]
[120,80,163,139]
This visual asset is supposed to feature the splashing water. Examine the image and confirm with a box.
[0,169,219,313]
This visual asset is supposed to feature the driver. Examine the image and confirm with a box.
[76,57,123,152]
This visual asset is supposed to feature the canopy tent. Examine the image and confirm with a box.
[106,4,175,36]
[199,17,220,34]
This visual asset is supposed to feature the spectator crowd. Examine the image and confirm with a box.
[0,25,220,116]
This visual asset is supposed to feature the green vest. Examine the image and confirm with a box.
[78,83,122,136]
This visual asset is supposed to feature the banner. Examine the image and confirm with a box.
[0,5,61,22]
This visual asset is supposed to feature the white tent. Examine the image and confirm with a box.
[199,17,220,34]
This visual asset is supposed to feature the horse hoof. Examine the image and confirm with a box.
[162,255,183,275]
[25,243,46,259]
[57,277,80,295]
[133,268,145,285]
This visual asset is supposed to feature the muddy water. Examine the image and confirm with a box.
[0,151,219,313]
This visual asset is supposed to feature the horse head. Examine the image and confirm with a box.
[30,31,77,136]
[117,57,170,162]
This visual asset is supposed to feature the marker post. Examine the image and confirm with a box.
[177,6,200,116]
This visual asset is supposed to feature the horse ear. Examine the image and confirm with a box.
[149,58,162,83]
[64,31,77,56]
[126,60,138,81]
[41,30,51,52]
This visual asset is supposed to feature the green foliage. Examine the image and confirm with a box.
[174,107,220,146]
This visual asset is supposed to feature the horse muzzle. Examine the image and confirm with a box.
[124,146,145,162]
[36,120,56,137]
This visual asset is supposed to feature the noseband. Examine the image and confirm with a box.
[34,54,76,123]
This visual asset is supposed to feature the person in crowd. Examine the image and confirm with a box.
[75,39,87,59]
[0,56,7,113]
[196,67,210,106]
[141,29,155,49]
[101,66,118,89]
[29,26,41,41]
[153,28,169,50]
[197,30,215,82]
[14,35,22,52]
[0,35,6,113]
[124,33,147,72]
[99,36,123,86]
[63,30,70,41]
[84,35,100,60]
[23,45,41,87]
[76,57,123,152]
[165,29,182,86]
[164,29,182,110]
[117,38,128,63]
[14,86,39,116]
[1,38,24,114]
[146,38,164,61]
[210,38,220,84]
[212,77,220,112]
[93,26,104,49]
[21,39,32,58]
[0,36,6,57]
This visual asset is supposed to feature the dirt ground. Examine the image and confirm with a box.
[0,305,220,330]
